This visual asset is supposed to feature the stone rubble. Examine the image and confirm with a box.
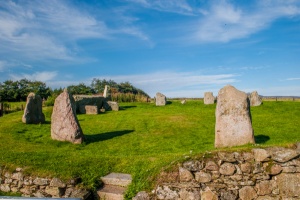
[136,146,300,200]
[0,168,91,199]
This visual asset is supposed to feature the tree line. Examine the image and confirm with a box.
[0,78,150,102]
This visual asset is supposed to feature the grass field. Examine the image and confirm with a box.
[0,100,299,198]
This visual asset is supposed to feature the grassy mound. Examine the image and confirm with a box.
[0,100,299,198]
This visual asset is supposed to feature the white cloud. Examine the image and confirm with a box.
[193,0,300,43]
[0,61,7,72]
[0,0,151,63]
[127,0,194,15]
[94,71,239,97]
[285,77,300,81]
[9,71,58,82]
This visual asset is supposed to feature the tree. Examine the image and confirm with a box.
[0,79,52,101]
[67,83,95,95]
[91,78,118,94]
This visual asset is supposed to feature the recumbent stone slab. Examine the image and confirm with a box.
[215,85,255,148]
[51,89,84,144]
[79,105,99,114]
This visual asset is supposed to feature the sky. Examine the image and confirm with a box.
[0,0,299,98]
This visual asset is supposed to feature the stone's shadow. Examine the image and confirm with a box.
[119,106,137,110]
[166,101,172,105]
[85,130,134,144]
[255,135,270,144]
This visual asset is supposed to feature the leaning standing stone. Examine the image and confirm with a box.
[51,89,84,144]
[204,92,215,104]
[215,85,255,148]
[249,91,262,106]
[156,92,166,106]
[22,93,45,124]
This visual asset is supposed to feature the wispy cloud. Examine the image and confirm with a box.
[9,71,58,82]
[192,0,300,43]
[0,0,150,63]
[127,0,194,15]
[94,71,239,97]
[0,0,107,62]
[285,77,300,81]
[240,66,269,70]
[0,61,7,72]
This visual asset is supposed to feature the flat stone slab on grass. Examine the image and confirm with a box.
[101,173,132,187]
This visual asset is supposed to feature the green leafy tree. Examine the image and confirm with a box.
[91,78,118,94]
[0,79,51,101]
[67,83,95,95]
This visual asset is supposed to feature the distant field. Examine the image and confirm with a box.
[0,100,299,198]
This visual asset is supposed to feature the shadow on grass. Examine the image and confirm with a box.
[119,106,137,110]
[85,130,134,144]
[255,135,270,144]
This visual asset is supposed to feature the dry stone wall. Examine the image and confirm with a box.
[141,145,300,200]
[0,168,91,199]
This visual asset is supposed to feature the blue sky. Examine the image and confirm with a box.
[0,0,299,97]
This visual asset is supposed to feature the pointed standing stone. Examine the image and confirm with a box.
[51,89,84,144]
[249,91,262,106]
[22,93,45,124]
[103,85,111,100]
[215,85,255,148]
[204,92,215,104]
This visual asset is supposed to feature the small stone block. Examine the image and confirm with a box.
[101,173,132,187]
[97,185,125,200]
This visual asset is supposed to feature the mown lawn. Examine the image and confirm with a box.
[0,100,299,198]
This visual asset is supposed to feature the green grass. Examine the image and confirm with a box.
[0,100,299,198]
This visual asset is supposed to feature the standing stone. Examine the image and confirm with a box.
[51,89,84,144]
[103,85,111,100]
[204,92,215,104]
[22,93,45,124]
[156,92,167,106]
[249,91,262,106]
[215,85,255,148]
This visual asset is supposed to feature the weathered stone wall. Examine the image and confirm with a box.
[146,145,300,200]
[0,168,91,199]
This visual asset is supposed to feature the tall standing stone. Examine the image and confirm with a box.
[156,92,166,106]
[103,85,111,100]
[215,85,255,148]
[249,91,262,106]
[22,93,45,124]
[204,92,215,104]
[51,89,84,144]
